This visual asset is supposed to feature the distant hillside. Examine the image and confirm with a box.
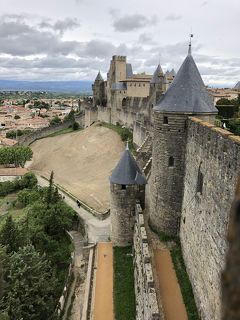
[0,80,92,93]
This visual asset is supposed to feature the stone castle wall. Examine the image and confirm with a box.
[180,117,240,320]
[134,203,160,320]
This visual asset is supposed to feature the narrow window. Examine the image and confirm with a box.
[168,156,174,167]
[121,185,126,190]
[197,167,203,194]
[163,116,168,124]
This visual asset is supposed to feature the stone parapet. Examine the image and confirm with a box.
[134,203,160,320]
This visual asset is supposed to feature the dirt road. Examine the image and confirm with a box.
[154,249,188,320]
[93,242,113,320]
[30,124,124,213]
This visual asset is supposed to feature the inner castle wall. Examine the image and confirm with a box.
[180,117,240,320]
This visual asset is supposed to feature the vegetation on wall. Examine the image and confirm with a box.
[6,129,32,139]
[113,246,136,320]
[99,122,135,153]
[0,172,78,319]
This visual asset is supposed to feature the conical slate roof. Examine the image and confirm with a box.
[95,71,103,81]
[109,145,147,185]
[154,50,218,114]
[234,81,240,89]
[150,64,163,84]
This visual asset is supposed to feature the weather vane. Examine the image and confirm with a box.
[188,33,194,55]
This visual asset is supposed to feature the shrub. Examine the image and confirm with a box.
[72,121,80,130]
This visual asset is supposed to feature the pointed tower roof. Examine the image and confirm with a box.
[154,49,218,114]
[109,144,147,185]
[234,81,240,89]
[95,71,103,81]
[150,64,163,84]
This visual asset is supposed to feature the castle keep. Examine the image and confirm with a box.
[88,44,240,319]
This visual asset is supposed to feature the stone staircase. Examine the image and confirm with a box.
[136,135,153,175]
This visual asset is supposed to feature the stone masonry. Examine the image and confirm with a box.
[134,203,160,320]
[150,112,188,235]
[180,117,240,320]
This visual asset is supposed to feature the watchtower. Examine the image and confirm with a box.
[109,144,147,246]
[149,44,218,236]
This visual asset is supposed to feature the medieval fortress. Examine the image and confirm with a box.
[84,44,240,320]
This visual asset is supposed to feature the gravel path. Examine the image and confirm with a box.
[92,243,113,320]
[154,249,188,320]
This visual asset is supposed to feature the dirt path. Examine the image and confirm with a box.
[30,124,124,213]
[92,242,113,320]
[154,249,188,320]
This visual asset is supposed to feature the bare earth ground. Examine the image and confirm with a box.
[30,124,124,213]
[93,242,113,320]
[154,249,188,320]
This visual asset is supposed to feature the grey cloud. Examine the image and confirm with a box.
[112,14,157,32]
[138,33,156,45]
[165,14,182,21]
[39,17,80,34]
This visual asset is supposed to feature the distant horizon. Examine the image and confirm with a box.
[0,78,235,90]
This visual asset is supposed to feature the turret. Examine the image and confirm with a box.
[109,144,147,246]
[92,71,105,107]
[150,64,164,103]
[149,43,218,235]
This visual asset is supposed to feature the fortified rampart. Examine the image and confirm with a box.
[18,114,85,146]
[134,203,160,320]
[180,117,240,320]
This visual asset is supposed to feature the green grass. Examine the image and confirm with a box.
[113,246,136,320]
[170,242,199,320]
[46,127,82,138]
[98,122,136,154]
[156,231,199,320]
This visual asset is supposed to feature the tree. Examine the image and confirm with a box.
[0,217,21,254]
[72,121,80,131]
[50,116,61,126]
[17,189,41,207]
[63,110,75,123]
[0,146,33,167]
[3,245,57,320]
[46,171,54,206]
[0,246,9,300]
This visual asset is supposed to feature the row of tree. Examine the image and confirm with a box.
[0,172,78,319]
[0,146,33,167]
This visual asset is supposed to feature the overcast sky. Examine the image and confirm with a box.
[0,0,239,87]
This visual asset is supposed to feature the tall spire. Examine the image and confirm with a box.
[188,33,194,55]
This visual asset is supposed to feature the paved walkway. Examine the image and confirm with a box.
[92,242,114,320]
[37,175,110,242]
[153,249,188,320]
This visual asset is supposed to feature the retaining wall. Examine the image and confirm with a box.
[18,114,85,146]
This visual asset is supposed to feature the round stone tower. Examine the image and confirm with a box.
[149,44,218,236]
[109,144,147,246]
